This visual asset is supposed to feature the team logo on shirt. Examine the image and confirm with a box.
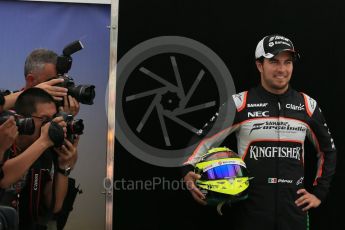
[308,98,316,110]
[249,146,301,160]
[248,111,269,118]
[268,178,293,184]
[268,178,277,183]
[285,103,305,111]
[296,177,304,186]
[249,121,307,134]
[247,103,268,108]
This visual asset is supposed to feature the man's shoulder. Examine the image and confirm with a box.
[298,91,319,117]
[231,90,248,112]
[298,91,316,101]
[231,86,262,112]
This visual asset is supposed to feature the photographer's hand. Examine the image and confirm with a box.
[59,95,80,116]
[44,137,80,213]
[39,116,67,146]
[44,137,78,213]
[35,78,68,101]
[54,136,79,170]
[53,116,67,132]
[0,117,18,157]
[3,91,22,111]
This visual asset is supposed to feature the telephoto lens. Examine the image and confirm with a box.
[0,110,35,135]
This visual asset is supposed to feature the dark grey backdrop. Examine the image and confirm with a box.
[115,1,344,229]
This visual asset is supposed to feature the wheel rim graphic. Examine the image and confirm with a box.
[114,36,236,167]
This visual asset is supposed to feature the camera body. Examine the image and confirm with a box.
[0,94,4,108]
[0,205,18,230]
[55,40,95,105]
[55,111,84,143]
[0,110,35,135]
[0,89,13,112]
[56,75,95,105]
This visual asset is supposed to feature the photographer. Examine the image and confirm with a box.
[23,48,84,229]
[0,77,68,161]
[0,88,78,230]
[23,48,80,116]
[0,94,19,230]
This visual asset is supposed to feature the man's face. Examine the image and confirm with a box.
[25,63,57,88]
[17,102,57,150]
[256,51,294,94]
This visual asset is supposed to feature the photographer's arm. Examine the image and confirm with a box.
[1,78,67,111]
[0,122,53,188]
[0,117,18,161]
[3,91,22,111]
[35,78,68,101]
[44,137,79,213]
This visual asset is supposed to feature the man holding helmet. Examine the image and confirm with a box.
[183,35,337,230]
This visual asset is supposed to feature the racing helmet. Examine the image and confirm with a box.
[195,147,250,212]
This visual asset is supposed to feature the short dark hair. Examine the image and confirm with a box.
[15,88,56,116]
[24,48,58,78]
[256,57,265,63]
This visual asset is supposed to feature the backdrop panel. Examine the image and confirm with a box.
[21,0,110,4]
[115,1,344,230]
[0,1,110,229]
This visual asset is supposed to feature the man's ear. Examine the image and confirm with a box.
[25,74,35,88]
[256,60,263,73]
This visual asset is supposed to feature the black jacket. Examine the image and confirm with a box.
[183,85,337,230]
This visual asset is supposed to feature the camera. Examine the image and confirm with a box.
[0,90,8,107]
[0,89,13,112]
[55,112,84,143]
[0,206,18,230]
[55,40,95,105]
[0,110,35,135]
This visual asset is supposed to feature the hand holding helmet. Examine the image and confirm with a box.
[194,147,251,215]
[183,171,207,205]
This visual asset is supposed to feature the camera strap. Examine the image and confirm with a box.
[28,167,51,222]
[27,152,53,223]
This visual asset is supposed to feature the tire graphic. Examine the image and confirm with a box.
[113,36,236,167]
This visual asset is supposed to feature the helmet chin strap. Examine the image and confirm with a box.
[216,200,226,216]
[216,199,233,216]
[216,194,250,216]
